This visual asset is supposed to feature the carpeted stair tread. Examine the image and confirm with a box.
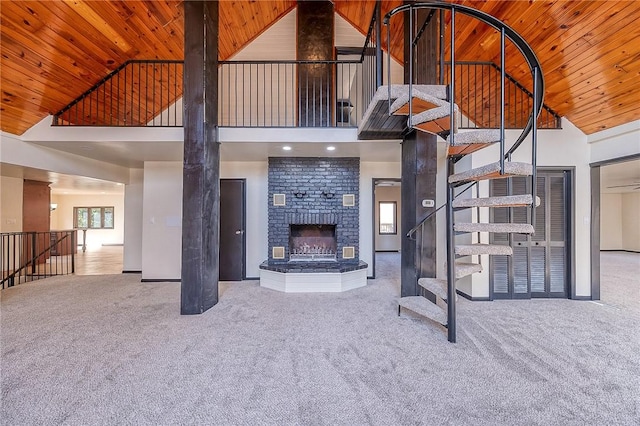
[455,222,535,234]
[448,161,533,184]
[455,261,483,279]
[446,129,501,157]
[409,104,458,135]
[452,194,540,209]
[456,244,513,256]
[418,278,448,300]
[398,296,447,325]
[447,129,501,146]
[390,85,449,115]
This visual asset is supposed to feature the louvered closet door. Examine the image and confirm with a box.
[490,171,569,299]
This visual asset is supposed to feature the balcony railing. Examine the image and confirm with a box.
[442,61,561,129]
[1,230,77,289]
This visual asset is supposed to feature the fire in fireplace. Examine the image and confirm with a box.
[289,224,337,261]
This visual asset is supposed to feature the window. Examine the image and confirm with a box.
[74,207,114,229]
[379,201,397,234]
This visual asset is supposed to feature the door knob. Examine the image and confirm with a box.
[235,230,244,235]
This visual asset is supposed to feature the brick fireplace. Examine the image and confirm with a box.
[259,157,367,292]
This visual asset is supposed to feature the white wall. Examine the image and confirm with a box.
[1,131,130,184]
[588,120,640,164]
[621,192,640,252]
[51,193,125,247]
[374,185,401,251]
[600,193,623,250]
[140,161,270,280]
[141,162,183,280]
[123,168,144,272]
[0,176,23,233]
[0,176,23,273]
[462,118,591,298]
[360,162,402,276]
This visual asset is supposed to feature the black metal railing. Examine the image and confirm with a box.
[53,5,383,129]
[1,230,76,289]
[442,62,561,129]
[52,60,183,127]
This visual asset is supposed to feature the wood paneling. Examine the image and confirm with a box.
[337,0,640,134]
[1,0,294,135]
[1,1,638,135]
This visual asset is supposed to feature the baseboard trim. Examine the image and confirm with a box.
[571,296,593,301]
[375,250,400,253]
[141,278,181,283]
[122,270,142,274]
[600,249,640,254]
[102,243,124,247]
[244,276,260,281]
[456,289,491,301]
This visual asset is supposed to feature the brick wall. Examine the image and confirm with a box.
[268,157,360,262]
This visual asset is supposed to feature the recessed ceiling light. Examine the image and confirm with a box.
[282,146,292,151]
[101,191,106,194]
[326,146,336,151]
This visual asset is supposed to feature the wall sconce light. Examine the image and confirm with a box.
[50,203,58,211]
[293,191,307,199]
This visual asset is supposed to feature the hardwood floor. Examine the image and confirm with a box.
[73,245,124,275]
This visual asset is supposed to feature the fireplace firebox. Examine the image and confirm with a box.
[289,224,337,261]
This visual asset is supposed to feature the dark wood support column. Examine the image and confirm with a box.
[297,0,334,127]
[401,7,439,297]
[181,0,220,315]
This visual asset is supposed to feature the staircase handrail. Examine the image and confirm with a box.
[406,181,478,239]
[383,2,545,156]
[1,231,74,288]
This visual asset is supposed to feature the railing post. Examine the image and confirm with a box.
[439,10,445,85]
[375,2,383,88]
[71,230,76,274]
[30,232,37,275]
[531,66,539,230]
[446,158,456,343]
[500,28,506,175]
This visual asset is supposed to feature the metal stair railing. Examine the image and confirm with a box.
[1,231,76,289]
[384,2,545,343]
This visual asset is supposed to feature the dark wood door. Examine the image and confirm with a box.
[219,179,245,281]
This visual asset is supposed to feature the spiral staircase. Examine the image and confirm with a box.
[365,3,546,343]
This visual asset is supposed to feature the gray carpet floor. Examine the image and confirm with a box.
[1,252,639,425]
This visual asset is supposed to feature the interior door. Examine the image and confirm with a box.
[219,179,245,281]
[490,170,570,299]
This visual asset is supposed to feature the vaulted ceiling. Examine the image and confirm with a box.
[1,1,639,136]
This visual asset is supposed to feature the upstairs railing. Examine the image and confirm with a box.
[1,230,76,289]
[52,5,383,129]
[443,61,560,129]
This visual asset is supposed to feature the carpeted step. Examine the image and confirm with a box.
[408,104,458,135]
[390,85,449,115]
[455,222,535,234]
[418,278,448,300]
[398,296,447,325]
[452,194,540,209]
[455,244,513,256]
[447,129,500,157]
[455,261,483,279]
[448,161,533,185]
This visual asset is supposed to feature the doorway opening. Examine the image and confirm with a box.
[372,178,401,278]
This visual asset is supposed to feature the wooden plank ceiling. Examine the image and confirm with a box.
[1,1,639,136]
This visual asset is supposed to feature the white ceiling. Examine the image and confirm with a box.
[600,159,640,194]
